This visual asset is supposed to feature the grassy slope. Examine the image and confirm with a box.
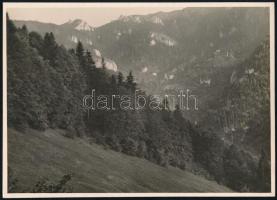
[8,128,232,193]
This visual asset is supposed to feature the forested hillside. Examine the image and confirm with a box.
[208,39,271,155]
[13,8,270,158]
[7,14,270,192]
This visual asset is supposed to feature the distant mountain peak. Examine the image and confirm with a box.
[64,19,94,32]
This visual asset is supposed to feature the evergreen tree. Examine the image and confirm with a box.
[6,13,19,56]
[68,48,75,55]
[6,13,16,35]
[85,50,96,70]
[43,32,58,66]
[126,71,136,91]
[117,72,124,85]
[127,71,134,85]
[110,75,118,96]
[29,31,44,55]
[75,41,86,68]
[110,75,117,86]
[101,57,106,69]
[21,25,28,35]
[76,41,84,58]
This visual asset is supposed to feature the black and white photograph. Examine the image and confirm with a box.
[2,2,275,198]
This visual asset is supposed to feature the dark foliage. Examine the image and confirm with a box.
[32,174,73,193]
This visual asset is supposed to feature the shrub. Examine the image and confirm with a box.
[32,174,73,193]
[120,137,138,156]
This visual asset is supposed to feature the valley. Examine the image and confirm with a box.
[6,6,272,193]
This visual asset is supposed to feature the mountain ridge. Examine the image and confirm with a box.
[12,7,270,145]
[7,14,271,192]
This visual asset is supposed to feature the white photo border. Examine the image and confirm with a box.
[2,2,275,198]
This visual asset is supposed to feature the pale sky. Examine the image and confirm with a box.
[7,6,183,27]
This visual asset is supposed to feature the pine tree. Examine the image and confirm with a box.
[76,41,84,63]
[29,31,44,55]
[21,25,28,35]
[110,75,117,86]
[43,32,58,65]
[68,48,75,55]
[117,72,124,85]
[6,13,16,35]
[101,57,106,69]
[110,75,117,92]
[85,50,96,70]
[126,71,136,91]
[173,104,191,136]
[6,13,18,55]
[127,71,134,85]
